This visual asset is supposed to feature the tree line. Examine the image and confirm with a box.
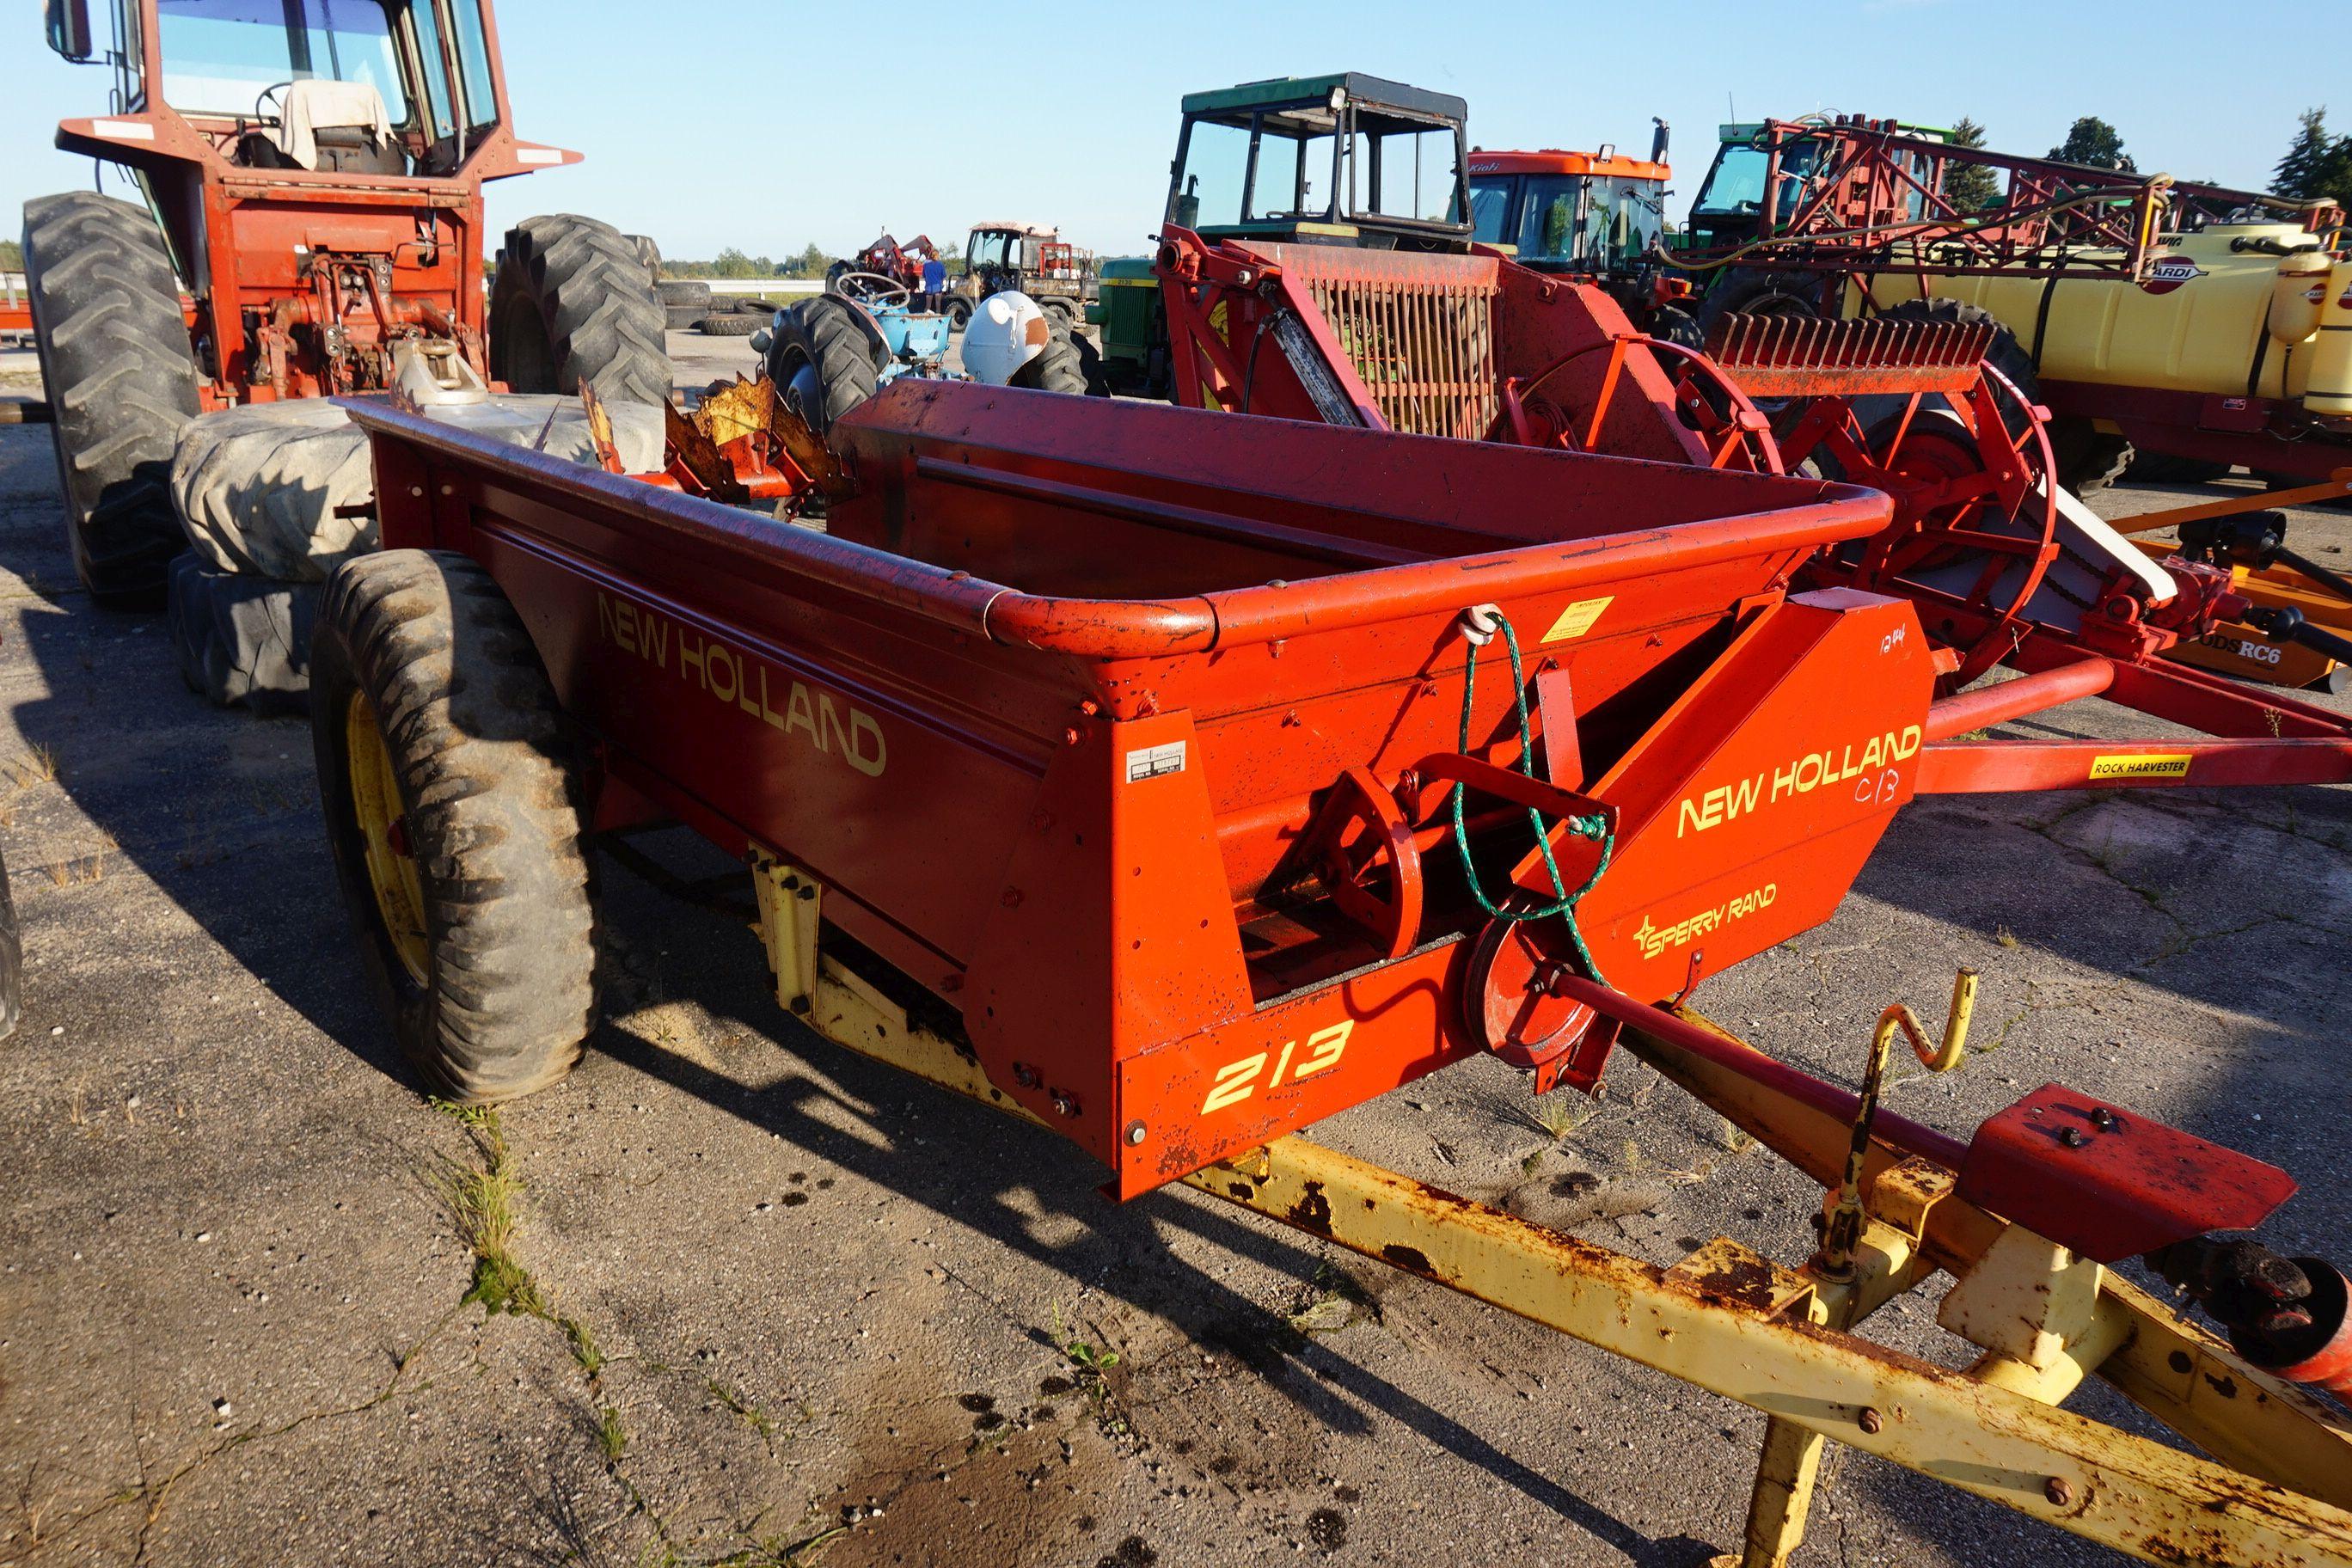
[657,240,964,281]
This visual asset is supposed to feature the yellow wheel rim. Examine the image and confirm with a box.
[345,693,430,987]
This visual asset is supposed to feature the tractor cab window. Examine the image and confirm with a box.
[1171,115,1324,229]
[1467,175,1515,245]
[156,0,501,172]
[1695,138,1825,217]
[1347,119,1462,226]
[156,0,408,121]
[1514,175,1583,262]
[967,231,1014,270]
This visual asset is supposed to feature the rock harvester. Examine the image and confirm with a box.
[22,0,668,664]
[299,72,2352,1568]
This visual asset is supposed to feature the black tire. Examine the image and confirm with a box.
[824,260,851,294]
[489,215,671,407]
[170,401,375,581]
[665,303,710,330]
[311,549,596,1102]
[656,279,711,309]
[1039,297,1077,329]
[2048,418,2133,494]
[0,845,18,1042]
[1686,265,1822,347]
[766,295,885,438]
[695,313,763,337]
[1846,297,2040,444]
[21,191,203,603]
[732,297,784,315]
[625,234,661,273]
[168,553,318,714]
[1013,325,1099,397]
[1650,299,1706,351]
[2125,451,2233,485]
[946,296,975,331]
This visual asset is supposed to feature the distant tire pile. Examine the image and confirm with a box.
[652,278,792,335]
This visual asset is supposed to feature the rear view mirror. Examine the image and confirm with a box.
[45,0,95,60]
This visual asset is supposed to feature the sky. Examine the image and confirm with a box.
[4,0,2340,266]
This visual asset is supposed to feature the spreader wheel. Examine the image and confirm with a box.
[1462,916,1594,1069]
[312,550,597,1103]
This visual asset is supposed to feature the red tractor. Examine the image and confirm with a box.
[25,0,668,602]
[825,232,939,298]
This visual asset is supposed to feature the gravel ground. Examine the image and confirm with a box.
[0,335,2346,1567]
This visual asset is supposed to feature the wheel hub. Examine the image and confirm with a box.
[344,692,428,986]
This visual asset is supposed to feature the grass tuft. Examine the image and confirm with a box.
[597,1405,626,1463]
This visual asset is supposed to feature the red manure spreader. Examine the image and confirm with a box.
[311,306,2352,1560]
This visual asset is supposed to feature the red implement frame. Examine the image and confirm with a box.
[1682,116,2341,285]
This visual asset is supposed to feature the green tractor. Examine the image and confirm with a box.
[1090,72,1472,397]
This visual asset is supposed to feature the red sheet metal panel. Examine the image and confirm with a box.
[1957,1085,2297,1264]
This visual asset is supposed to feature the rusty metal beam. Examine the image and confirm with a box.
[1183,1135,2352,1567]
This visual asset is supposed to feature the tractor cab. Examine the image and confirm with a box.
[36,0,583,410]
[43,0,532,181]
[1466,144,1670,274]
[1163,73,1470,249]
[1684,119,1948,252]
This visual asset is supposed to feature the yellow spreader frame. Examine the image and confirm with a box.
[750,853,2352,1568]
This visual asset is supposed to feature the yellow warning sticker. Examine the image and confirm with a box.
[1542,596,1614,643]
[2089,752,2193,781]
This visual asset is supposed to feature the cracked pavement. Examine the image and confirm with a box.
[1,338,2348,1565]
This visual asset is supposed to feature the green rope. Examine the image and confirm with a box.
[1449,609,1614,984]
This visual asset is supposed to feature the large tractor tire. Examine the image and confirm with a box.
[21,191,203,603]
[172,401,377,581]
[695,312,763,337]
[489,215,671,408]
[168,552,317,714]
[2048,419,2133,495]
[1843,297,2040,444]
[1683,265,1822,348]
[1014,326,1096,397]
[2126,450,2233,485]
[766,295,885,438]
[312,549,596,1102]
[655,279,711,309]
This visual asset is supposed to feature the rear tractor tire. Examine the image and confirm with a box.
[2048,418,2133,494]
[311,549,597,1103]
[21,191,203,603]
[766,295,885,438]
[1014,325,1098,397]
[490,215,672,407]
[2126,451,2233,485]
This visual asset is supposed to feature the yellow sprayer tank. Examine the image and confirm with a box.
[1866,225,2352,420]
